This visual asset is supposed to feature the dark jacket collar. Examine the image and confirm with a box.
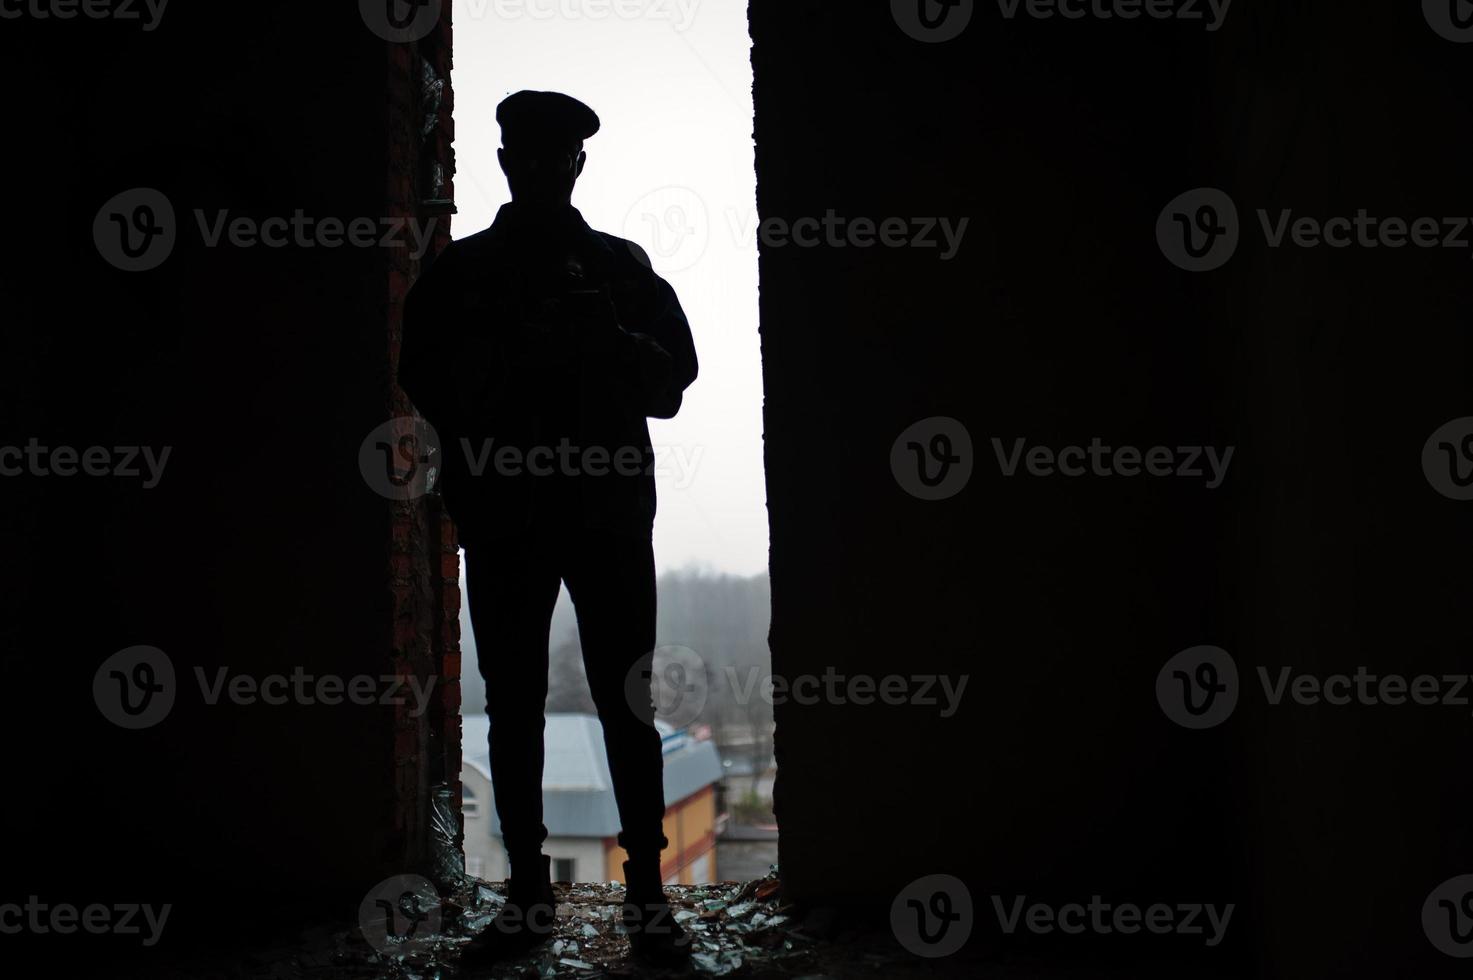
[486,202,616,274]
[490,201,592,239]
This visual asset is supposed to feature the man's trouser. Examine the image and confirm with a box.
[464,528,669,874]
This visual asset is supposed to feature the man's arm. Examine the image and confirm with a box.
[613,241,698,419]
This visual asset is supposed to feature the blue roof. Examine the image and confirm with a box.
[462,713,723,839]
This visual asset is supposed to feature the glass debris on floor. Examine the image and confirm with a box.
[236,869,942,979]
[369,872,789,979]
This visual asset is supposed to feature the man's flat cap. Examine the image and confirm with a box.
[497,91,601,146]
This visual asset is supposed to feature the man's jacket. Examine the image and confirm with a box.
[399,203,698,544]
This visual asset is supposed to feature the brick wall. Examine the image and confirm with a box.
[384,0,461,881]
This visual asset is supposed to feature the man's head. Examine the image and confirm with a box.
[497,91,601,206]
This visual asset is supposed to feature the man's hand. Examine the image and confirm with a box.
[563,286,630,355]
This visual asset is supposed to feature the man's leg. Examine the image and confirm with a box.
[563,530,668,864]
[463,537,562,873]
[564,530,689,963]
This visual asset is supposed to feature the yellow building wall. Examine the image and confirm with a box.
[604,786,718,884]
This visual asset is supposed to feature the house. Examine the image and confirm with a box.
[462,713,725,886]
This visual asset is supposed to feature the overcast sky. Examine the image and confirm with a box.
[449,0,766,576]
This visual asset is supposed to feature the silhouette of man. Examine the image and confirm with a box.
[399,91,697,965]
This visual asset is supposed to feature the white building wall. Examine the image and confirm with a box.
[461,763,610,884]
[461,766,506,881]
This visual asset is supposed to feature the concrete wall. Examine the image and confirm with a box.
[754,3,1473,975]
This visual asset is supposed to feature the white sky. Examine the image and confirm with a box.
[449,0,767,576]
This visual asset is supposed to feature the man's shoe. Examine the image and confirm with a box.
[621,859,691,967]
[460,855,558,968]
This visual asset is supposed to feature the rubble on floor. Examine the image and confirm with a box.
[242,871,951,979]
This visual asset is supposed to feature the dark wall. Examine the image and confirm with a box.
[0,4,454,968]
[755,3,1473,976]
[3,2,1470,976]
